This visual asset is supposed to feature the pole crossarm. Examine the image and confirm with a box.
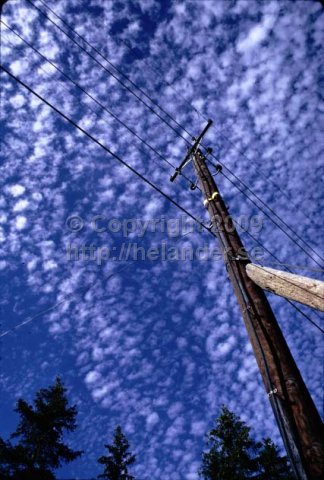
[170,119,213,183]
[246,264,324,312]
[191,148,324,480]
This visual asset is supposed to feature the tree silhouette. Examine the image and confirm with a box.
[199,406,293,480]
[200,406,258,479]
[256,438,294,480]
[0,377,83,479]
[98,425,136,480]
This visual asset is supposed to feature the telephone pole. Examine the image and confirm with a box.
[172,121,324,479]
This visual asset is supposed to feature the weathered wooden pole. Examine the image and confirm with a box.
[171,124,324,479]
[246,264,324,312]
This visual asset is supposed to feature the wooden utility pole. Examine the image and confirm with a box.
[246,264,324,312]
[172,121,324,479]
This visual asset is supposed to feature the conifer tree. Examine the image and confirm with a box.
[199,406,294,480]
[0,377,82,479]
[98,425,136,480]
[256,438,294,480]
[199,406,258,479]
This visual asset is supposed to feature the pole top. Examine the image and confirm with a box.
[170,120,213,183]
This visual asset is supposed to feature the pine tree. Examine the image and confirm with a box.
[0,377,83,479]
[98,425,136,480]
[256,438,294,480]
[199,406,258,480]
[199,406,294,480]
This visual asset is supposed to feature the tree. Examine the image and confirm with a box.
[200,406,258,480]
[0,377,83,479]
[256,438,294,480]
[199,406,293,480]
[98,425,136,480]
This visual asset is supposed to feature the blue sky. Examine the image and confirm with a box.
[0,0,323,479]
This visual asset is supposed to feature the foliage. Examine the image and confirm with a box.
[98,425,136,480]
[256,438,294,480]
[0,377,83,479]
[199,406,293,480]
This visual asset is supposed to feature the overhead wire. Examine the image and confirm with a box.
[5,8,321,466]
[3,7,323,332]
[1,66,322,336]
[110,13,322,229]
[26,0,323,269]
[0,65,215,240]
[1,20,200,188]
[212,164,323,268]
[35,0,195,139]
[2,12,322,460]
[13,22,321,278]
[25,0,190,144]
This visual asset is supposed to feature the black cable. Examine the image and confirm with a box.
[36,0,195,139]
[72,0,303,233]
[26,0,323,269]
[208,159,324,265]
[111,31,209,123]
[2,33,322,456]
[2,65,322,335]
[37,0,321,258]
[217,167,323,269]
[7,21,316,283]
[0,65,215,240]
[26,0,190,144]
[1,20,200,189]
[284,299,324,334]
[217,213,324,333]
[215,132,319,227]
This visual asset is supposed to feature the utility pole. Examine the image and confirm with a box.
[171,121,324,479]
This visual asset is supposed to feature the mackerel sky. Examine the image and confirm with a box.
[0,0,323,479]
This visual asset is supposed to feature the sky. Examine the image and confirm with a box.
[0,0,323,479]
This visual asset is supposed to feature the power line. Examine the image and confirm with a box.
[7,13,322,274]
[111,32,210,123]
[216,166,323,268]
[26,0,323,268]
[2,65,322,335]
[36,0,322,241]
[285,298,324,335]
[256,262,324,274]
[208,159,324,265]
[1,20,199,189]
[35,0,195,140]
[26,0,190,144]
[113,27,317,235]
[0,65,215,238]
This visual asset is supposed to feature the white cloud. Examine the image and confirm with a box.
[13,199,29,212]
[85,370,102,385]
[146,412,159,429]
[15,215,27,230]
[9,93,26,108]
[9,184,25,197]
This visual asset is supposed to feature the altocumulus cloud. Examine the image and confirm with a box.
[0,1,323,479]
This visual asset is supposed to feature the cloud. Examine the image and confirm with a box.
[0,1,323,479]
[9,184,26,197]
